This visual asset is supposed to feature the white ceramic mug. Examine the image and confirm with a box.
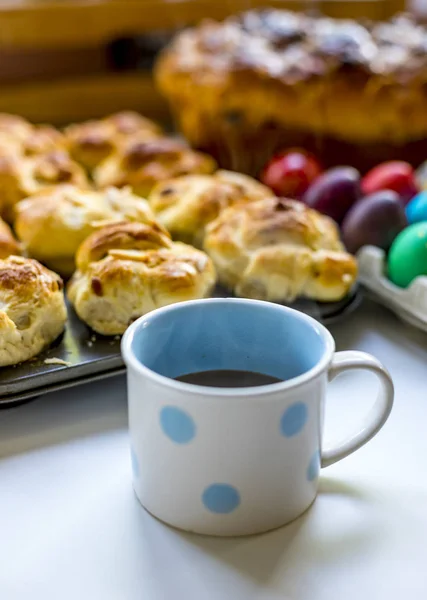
[122,298,394,536]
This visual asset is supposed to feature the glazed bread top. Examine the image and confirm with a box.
[0,255,63,307]
[75,221,172,272]
[65,111,163,171]
[14,185,162,275]
[149,170,273,245]
[0,114,65,157]
[159,11,427,83]
[93,137,217,196]
[0,113,33,140]
[203,197,358,302]
[0,150,89,222]
[68,221,216,335]
[0,255,67,367]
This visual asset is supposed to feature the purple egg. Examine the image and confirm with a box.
[341,190,408,254]
[303,166,361,223]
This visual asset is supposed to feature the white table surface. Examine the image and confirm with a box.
[1,298,427,600]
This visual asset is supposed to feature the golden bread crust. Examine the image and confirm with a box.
[203,197,357,302]
[0,217,21,259]
[149,170,273,245]
[156,11,427,172]
[0,150,89,222]
[0,114,65,157]
[15,185,162,276]
[93,137,217,197]
[22,125,66,156]
[65,111,163,171]
[0,113,33,141]
[0,256,67,366]
[0,133,22,158]
[68,222,216,335]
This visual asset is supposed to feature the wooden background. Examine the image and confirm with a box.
[0,0,408,123]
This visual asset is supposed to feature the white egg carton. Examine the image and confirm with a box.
[357,245,427,333]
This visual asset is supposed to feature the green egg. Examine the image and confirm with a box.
[388,222,427,287]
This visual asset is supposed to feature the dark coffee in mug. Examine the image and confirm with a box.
[123,298,394,535]
[175,370,283,388]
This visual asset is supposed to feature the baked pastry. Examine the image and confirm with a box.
[149,170,273,245]
[0,150,89,222]
[204,197,357,302]
[0,132,23,157]
[0,114,65,157]
[0,113,33,141]
[68,222,216,335]
[15,185,162,276]
[93,136,216,197]
[0,256,67,367]
[22,125,66,157]
[156,11,427,173]
[65,111,163,172]
[0,217,21,258]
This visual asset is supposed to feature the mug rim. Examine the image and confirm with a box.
[121,298,335,397]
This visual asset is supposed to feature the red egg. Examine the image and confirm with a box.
[361,161,418,205]
[261,149,322,198]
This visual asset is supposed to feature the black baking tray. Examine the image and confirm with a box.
[0,286,361,407]
[0,301,125,406]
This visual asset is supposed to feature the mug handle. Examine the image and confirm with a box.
[321,351,394,468]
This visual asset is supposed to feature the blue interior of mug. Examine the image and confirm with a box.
[130,300,327,382]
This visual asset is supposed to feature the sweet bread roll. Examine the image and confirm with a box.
[0,150,89,222]
[93,137,216,197]
[0,115,64,157]
[0,217,21,258]
[0,113,33,141]
[0,256,67,366]
[156,11,427,173]
[149,170,273,245]
[65,111,163,172]
[106,111,162,137]
[68,221,216,335]
[0,133,23,158]
[0,114,33,158]
[15,185,162,276]
[22,125,66,157]
[204,197,357,302]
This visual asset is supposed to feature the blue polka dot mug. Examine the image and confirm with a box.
[122,298,394,536]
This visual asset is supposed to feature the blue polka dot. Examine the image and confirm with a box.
[160,406,196,444]
[280,402,308,437]
[130,447,139,479]
[307,450,321,482]
[202,484,241,514]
